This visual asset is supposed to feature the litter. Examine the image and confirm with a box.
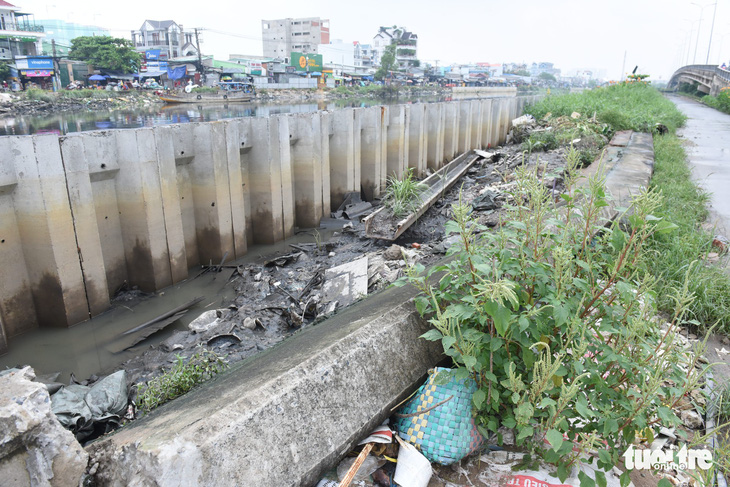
[51,370,128,441]
[394,435,432,487]
[394,368,485,465]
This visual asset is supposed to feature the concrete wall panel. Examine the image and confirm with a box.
[360,106,387,201]
[59,134,110,316]
[407,104,427,177]
[426,103,445,170]
[444,102,459,161]
[386,105,408,181]
[114,129,172,292]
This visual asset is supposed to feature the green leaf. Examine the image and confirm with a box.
[546,429,564,452]
[414,296,429,315]
[538,397,557,409]
[420,329,442,341]
[595,471,607,487]
[463,355,477,370]
[576,396,595,418]
[597,449,612,466]
[473,389,486,409]
[517,425,534,441]
[603,418,619,436]
[578,470,596,487]
[620,471,631,487]
[558,464,570,483]
[442,336,457,351]
[657,480,673,487]
[654,220,679,234]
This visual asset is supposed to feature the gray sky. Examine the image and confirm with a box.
[18,0,730,80]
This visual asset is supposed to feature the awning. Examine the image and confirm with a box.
[136,70,166,78]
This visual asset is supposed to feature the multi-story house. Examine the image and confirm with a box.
[261,17,330,62]
[0,0,44,61]
[353,42,374,68]
[530,62,561,79]
[131,20,197,62]
[372,26,418,69]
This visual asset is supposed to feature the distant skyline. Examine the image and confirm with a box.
[16,0,730,80]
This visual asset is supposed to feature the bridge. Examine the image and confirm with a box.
[668,64,730,96]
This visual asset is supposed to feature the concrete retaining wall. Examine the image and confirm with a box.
[88,284,442,487]
[0,96,539,352]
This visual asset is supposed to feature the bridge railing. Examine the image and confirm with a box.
[716,67,730,83]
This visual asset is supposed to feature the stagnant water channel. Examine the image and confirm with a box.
[0,92,516,382]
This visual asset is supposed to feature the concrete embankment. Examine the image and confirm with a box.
[0,95,537,354]
[85,129,657,487]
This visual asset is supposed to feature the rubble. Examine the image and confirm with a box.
[0,367,88,486]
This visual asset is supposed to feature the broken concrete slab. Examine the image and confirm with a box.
[87,284,442,486]
[0,367,89,487]
[322,256,369,308]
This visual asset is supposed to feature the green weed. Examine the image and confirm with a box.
[136,347,228,413]
[382,168,427,218]
[399,147,698,482]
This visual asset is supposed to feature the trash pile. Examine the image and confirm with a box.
[313,322,717,487]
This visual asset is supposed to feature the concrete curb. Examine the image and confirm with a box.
[580,131,655,220]
[88,284,441,486]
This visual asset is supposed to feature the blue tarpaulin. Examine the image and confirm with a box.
[167,65,187,80]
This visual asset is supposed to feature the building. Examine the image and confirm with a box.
[318,39,354,69]
[261,17,330,62]
[353,42,374,68]
[35,19,109,57]
[130,20,198,70]
[372,26,418,69]
[0,0,44,61]
[530,62,561,78]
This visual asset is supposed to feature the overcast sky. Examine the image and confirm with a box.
[17,0,730,80]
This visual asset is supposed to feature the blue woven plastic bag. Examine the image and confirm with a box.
[394,367,485,465]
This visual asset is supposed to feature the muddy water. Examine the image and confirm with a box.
[0,227,340,382]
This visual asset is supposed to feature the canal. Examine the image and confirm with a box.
[0,95,451,136]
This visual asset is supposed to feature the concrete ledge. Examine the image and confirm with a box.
[580,131,654,220]
[88,284,442,486]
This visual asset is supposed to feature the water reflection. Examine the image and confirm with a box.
[0,95,450,136]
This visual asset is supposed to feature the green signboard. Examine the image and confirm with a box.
[290,52,323,72]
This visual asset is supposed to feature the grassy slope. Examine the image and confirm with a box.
[527,83,730,333]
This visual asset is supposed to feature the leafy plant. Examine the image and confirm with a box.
[399,147,700,483]
[382,168,427,218]
[68,36,140,73]
[136,348,228,412]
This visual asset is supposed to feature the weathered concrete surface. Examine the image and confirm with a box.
[0,367,88,486]
[670,95,730,239]
[579,131,654,220]
[88,284,442,487]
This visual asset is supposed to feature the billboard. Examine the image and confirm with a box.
[145,50,161,60]
[15,57,54,70]
[290,52,322,72]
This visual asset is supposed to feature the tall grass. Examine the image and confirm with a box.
[382,169,427,218]
[525,83,687,133]
[646,135,730,330]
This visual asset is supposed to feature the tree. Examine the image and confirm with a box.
[538,72,557,82]
[375,43,398,81]
[69,36,140,73]
[0,61,10,81]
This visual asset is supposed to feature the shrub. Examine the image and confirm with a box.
[24,88,55,103]
[400,148,699,483]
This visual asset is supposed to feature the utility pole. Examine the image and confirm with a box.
[194,28,205,84]
[706,1,718,64]
[51,39,60,92]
